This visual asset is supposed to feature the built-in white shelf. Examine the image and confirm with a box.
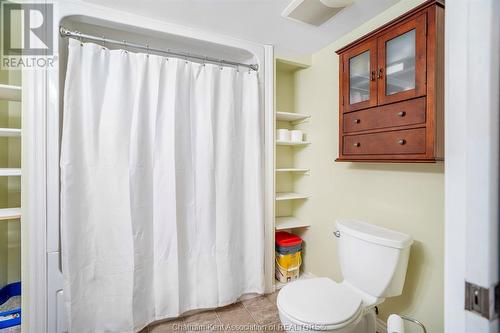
[0,168,21,176]
[276,111,310,123]
[0,128,21,137]
[275,216,311,230]
[276,192,309,201]
[0,84,21,102]
[0,208,21,221]
[276,168,309,173]
[276,140,310,146]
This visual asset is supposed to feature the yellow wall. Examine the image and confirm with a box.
[7,69,21,284]
[0,68,9,288]
[281,1,444,332]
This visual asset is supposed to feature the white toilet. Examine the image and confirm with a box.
[277,219,413,333]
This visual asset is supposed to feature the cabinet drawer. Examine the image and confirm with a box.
[343,97,426,133]
[344,128,426,155]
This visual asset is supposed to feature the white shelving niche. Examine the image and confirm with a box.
[274,59,311,289]
[0,81,22,220]
[0,18,23,332]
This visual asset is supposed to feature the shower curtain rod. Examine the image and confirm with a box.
[59,27,259,71]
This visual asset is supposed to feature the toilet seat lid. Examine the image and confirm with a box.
[277,278,363,327]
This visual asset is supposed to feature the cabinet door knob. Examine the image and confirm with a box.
[354,119,360,124]
[377,68,383,79]
[397,111,406,117]
[353,142,360,147]
[398,139,406,145]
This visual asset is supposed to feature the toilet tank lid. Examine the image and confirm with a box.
[336,220,413,249]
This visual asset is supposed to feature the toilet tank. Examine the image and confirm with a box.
[335,220,413,298]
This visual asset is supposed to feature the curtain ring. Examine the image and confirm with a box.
[146,44,150,57]
[77,31,83,47]
[202,56,207,67]
[184,53,189,64]
[166,49,170,61]
[122,40,128,54]
[219,59,224,71]
[101,36,106,50]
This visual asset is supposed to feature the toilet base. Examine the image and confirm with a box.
[278,307,377,333]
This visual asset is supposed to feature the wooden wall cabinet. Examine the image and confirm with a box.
[336,0,444,163]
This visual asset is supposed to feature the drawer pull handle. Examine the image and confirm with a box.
[397,111,406,117]
[371,71,376,81]
[354,119,361,124]
[353,142,360,147]
[398,139,407,145]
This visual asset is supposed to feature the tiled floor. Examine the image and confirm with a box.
[0,293,282,333]
[145,292,283,333]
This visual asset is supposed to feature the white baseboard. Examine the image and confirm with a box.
[376,318,387,333]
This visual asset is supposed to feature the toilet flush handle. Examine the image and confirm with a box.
[333,230,341,238]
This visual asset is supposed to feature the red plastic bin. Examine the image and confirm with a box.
[275,231,302,254]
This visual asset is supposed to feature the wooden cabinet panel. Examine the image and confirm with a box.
[341,39,378,113]
[336,0,444,163]
[343,97,426,133]
[343,128,426,155]
[377,13,427,105]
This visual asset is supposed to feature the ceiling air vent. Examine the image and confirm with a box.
[282,0,354,26]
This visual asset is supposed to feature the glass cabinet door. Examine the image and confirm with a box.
[377,14,427,105]
[385,29,416,96]
[342,39,378,112]
[349,51,370,104]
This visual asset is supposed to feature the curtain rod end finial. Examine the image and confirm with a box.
[60,26,69,37]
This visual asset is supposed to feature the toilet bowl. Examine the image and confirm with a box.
[277,220,413,333]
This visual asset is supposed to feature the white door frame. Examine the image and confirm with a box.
[445,0,499,332]
[22,63,49,333]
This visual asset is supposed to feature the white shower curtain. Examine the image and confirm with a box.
[61,39,265,333]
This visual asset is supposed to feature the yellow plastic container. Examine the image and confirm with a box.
[275,260,300,283]
[275,251,302,270]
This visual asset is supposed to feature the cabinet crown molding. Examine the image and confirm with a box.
[335,0,444,55]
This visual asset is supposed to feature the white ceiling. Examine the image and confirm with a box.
[82,0,400,59]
